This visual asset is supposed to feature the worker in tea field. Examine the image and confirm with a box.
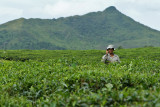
[101,44,120,64]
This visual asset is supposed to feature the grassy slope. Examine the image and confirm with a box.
[0,6,160,49]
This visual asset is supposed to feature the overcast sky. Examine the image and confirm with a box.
[0,0,160,31]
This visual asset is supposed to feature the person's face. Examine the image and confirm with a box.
[107,48,114,54]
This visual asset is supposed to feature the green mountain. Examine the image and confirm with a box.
[0,6,160,50]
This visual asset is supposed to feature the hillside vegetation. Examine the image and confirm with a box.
[0,6,160,50]
[0,47,160,106]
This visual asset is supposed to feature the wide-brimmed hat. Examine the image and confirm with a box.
[106,44,115,50]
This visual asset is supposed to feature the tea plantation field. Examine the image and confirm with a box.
[0,47,160,106]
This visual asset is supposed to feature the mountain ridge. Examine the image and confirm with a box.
[0,6,160,50]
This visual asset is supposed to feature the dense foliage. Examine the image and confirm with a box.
[0,47,160,106]
[0,6,160,50]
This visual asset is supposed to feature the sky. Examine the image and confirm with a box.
[0,0,160,31]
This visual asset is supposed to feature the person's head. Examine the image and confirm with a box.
[106,45,115,54]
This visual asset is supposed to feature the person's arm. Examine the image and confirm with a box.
[101,54,109,63]
[101,50,109,63]
[101,55,106,62]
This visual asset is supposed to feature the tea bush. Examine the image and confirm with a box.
[0,47,160,106]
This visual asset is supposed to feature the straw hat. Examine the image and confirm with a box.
[106,44,115,50]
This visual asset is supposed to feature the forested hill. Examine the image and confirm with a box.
[0,6,160,50]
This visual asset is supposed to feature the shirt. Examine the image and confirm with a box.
[101,54,120,63]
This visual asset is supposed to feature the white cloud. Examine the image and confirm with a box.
[114,0,160,30]
[0,0,160,30]
[0,7,22,16]
[43,0,114,18]
[0,7,23,23]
